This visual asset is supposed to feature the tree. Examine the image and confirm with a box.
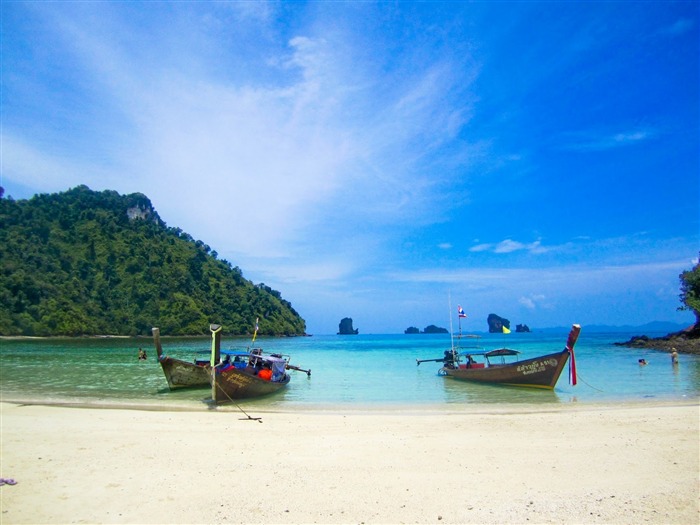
[679,254,700,327]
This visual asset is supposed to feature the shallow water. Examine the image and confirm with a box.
[1,330,698,410]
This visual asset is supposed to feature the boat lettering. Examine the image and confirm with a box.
[223,373,255,388]
[517,358,558,376]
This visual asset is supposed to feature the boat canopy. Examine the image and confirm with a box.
[457,348,520,357]
[257,354,288,365]
[485,348,520,357]
[247,351,288,381]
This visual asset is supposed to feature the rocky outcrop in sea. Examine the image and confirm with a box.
[614,325,700,355]
[338,317,359,335]
[487,313,510,333]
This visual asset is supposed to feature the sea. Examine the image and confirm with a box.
[1,329,698,411]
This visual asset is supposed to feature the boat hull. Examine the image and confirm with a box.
[213,368,290,402]
[158,357,210,390]
[443,350,570,389]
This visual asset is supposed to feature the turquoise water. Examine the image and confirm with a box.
[1,330,698,410]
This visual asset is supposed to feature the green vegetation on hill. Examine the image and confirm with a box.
[0,185,306,336]
[679,253,700,327]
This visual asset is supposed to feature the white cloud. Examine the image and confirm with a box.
[519,294,546,310]
[469,243,492,252]
[470,238,549,254]
[494,239,526,253]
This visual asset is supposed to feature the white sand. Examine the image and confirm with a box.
[1,401,698,524]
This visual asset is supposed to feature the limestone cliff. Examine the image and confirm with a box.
[487,313,511,333]
[338,317,359,335]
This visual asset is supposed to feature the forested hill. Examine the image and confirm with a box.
[0,185,306,337]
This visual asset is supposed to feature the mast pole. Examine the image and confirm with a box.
[448,293,456,363]
[209,324,223,403]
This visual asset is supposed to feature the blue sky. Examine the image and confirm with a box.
[2,1,698,334]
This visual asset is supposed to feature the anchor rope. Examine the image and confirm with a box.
[214,381,262,422]
[574,371,605,392]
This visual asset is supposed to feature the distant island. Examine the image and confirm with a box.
[487,313,511,333]
[404,325,448,334]
[338,317,359,335]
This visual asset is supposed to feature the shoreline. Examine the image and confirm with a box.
[0,333,306,341]
[1,396,698,414]
[1,391,698,417]
[1,400,698,524]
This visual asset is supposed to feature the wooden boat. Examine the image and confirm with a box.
[152,327,259,391]
[208,324,310,404]
[418,324,580,390]
[152,327,210,390]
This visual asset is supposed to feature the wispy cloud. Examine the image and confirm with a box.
[384,260,689,296]
[519,294,546,310]
[3,5,479,263]
[560,128,656,151]
[469,239,549,254]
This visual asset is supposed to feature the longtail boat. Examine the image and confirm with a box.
[152,327,273,391]
[208,323,310,403]
[417,324,580,390]
[152,327,210,390]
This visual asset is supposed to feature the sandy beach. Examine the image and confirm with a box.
[0,401,698,525]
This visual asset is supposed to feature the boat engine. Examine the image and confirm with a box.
[443,350,457,368]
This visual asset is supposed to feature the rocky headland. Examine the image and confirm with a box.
[614,324,700,355]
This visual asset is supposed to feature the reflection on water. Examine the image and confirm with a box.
[440,377,562,405]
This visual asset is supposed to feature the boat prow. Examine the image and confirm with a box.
[152,327,210,390]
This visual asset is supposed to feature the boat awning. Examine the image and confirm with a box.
[457,348,520,357]
[258,355,288,365]
[484,348,520,357]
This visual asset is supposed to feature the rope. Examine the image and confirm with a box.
[214,381,263,423]
[575,371,605,392]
